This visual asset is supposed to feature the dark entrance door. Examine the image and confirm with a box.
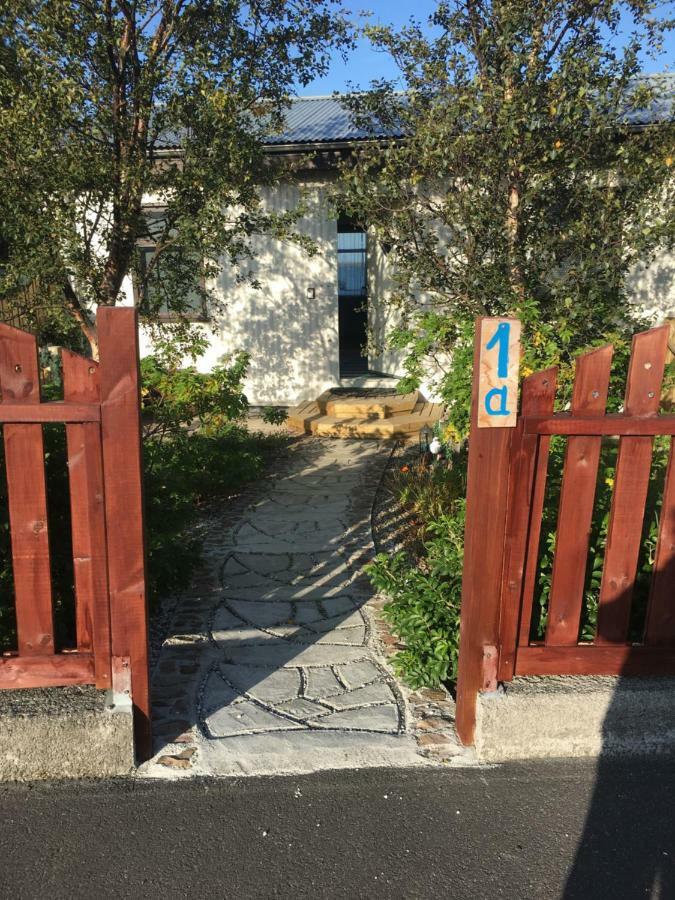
[337,219,369,377]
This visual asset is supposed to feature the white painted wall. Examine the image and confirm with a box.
[627,246,675,323]
[120,172,675,407]
[121,175,404,406]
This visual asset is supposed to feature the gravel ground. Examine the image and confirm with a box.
[0,684,106,717]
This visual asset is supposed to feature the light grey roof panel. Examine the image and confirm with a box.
[265,95,399,145]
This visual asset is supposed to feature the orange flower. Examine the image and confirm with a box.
[400,465,410,473]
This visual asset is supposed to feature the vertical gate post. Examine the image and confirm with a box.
[455,317,520,746]
[98,306,151,760]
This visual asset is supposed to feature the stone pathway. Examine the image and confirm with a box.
[143,438,432,777]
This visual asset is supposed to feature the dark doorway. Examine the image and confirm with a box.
[337,218,369,377]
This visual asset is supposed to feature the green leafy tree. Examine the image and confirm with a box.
[0,0,351,355]
[338,1,675,433]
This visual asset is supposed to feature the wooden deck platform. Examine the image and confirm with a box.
[288,389,443,439]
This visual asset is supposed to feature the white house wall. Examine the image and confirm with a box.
[125,175,399,406]
[120,173,674,407]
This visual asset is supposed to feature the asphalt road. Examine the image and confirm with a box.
[1,758,674,899]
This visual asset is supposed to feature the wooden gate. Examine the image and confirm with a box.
[456,319,675,746]
[0,307,150,757]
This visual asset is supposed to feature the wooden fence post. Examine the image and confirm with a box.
[97,306,151,760]
[455,317,520,746]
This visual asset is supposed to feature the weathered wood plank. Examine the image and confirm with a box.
[456,318,514,746]
[524,415,675,436]
[498,368,557,680]
[643,439,675,644]
[516,643,675,676]
[0,652,94,688]
[0,403,100,423]
[545,346,613,646]
[0,324,54,656]
[98,307,151,759]
[62,350,112,689]
[596,326,669,643]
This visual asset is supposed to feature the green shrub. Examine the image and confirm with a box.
[368,456,467,688]
[261,405,288,426]
[369,505,465,688]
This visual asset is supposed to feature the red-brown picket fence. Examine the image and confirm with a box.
[456,320,675,746]
[0,307,150,757]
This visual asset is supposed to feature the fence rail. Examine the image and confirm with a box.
[456,320,675,746]
[0,307,150,758]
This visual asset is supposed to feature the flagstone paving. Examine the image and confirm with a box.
[142,438,432,777]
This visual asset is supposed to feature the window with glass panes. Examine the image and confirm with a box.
[135,208,206,320]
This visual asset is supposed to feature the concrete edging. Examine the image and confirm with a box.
[475,675,675,762]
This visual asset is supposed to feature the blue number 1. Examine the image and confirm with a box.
[486,322,510,378]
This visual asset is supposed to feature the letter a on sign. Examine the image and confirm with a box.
[477,318,521,428]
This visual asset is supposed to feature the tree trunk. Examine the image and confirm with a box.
[63,280,100,360]
[506,173,526,304]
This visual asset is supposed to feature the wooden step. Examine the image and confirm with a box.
[288,393,443,439]
[324,391,419,420]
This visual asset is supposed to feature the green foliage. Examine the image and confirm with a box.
[261,406,289,426]
[140,353,250,439]
[368,457,467,687]
[0,0,352,353]
[369,503,466,689]
[338,1,675,435]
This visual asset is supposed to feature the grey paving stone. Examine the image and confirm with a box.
[148,438,420,775]
[321,596,360,617]
[337,660,383,689]
[304,667,347,698]
[313,704,400,733]
[219,665,302,704]
[211,627,277,647]
[220,644,369,667]
[205,701,302,737]
[227,599,293,627]
[291,602,326,625]
[275,698,332,720]
[201,670,243,715]
[303,611,365,632]
[325,682,396,710]
[308,626,367,646]
[211,607,247,630]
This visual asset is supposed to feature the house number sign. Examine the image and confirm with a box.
[477,317,521,428]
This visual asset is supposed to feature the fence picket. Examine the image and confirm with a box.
[644,440,675,643]
[518,435,552,645]
[98,307,151,759]
[0,324,54,656]
[62,351,112,689]
[545,346,613,646]
[596,326,669,643]
[499,368,557,680]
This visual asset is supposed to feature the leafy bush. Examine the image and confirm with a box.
[261,405,288,426]
[369,505,465,689]
[368,457,467,687]
[140,352,250,438]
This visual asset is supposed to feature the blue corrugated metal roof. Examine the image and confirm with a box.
[268,78,674,145]
[264,95,398,145]
[157,79,673,150]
